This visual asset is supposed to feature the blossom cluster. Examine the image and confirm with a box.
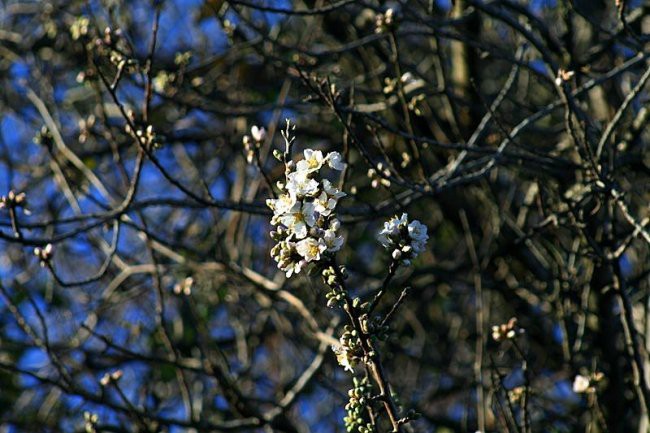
[491,317,524,342]
[34,244,53,267]
[375,8,396,34]
[331,325,363,372]
[0,190,30,214]
[242,125,266,164]
[268,146,346,277]
[83,411,99,433]
[377,213,428,266]
[173,277,194,296]
[99,369,123,386]
[573,371,604,394]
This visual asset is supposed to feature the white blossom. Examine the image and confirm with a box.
[323,229,344,252]
[377,213,428,265]
[266,193,297,217]
[314,180,345,216]
[278,201,316,239]
[377,213,408,249]
[408,219,428,253]
[296,149,326,173]
[285,260,305,277]
[322,179,346,199]
[573,375,590,394]
[251,125,266,142]
[332,344,356,372]
[34,243,53,266]
[326,151,346,170]
[271,240,304,277]
[287,170,319,198]
[491,318,523,342]
[267,126,347,276]
[314,191,337,216]
[296,237,327,262]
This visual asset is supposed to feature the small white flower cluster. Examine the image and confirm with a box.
[331,326,362,372]
[332,344,357,373]
[572,375,590,394]
[34,244,53,267]
[572,371,603,394]
[99,369,123,386]
[555,68,575,86]
[0,190,30,214]
[124,124,159,150]
[173,277,194,296]
[377,213,428,266]
[70,16,90,41]
[83,411,99,433]
[243,125,266,164]
[383,72,414,94]
[268,148,346,277]
[367,163,391,188]
[491,317,524,342]
[375,8,396,34]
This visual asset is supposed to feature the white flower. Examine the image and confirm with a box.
[34,243,53,266]
[322,179,346,199]
[377,231,391,249]
[268,137,348,276]
[377,213,428,265]
[377,213,407,248]
[491,318,522,342]
[296,149,326,173]
[279,201,316,239]
[400,72,414,84]
[323,229,344,252]
[287,170,319,198]
[296,237,327,262]
[315,191,336,216]
[272,240,307,277]
[266,193,297,217]
[332,344,356,372]
[408,219,428,253]
[285,259,305,277]
[573,375,591,394]
[408,219,428,242]
[251,125,266,142]
[326,151,346,170]
[314,180,345,216]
